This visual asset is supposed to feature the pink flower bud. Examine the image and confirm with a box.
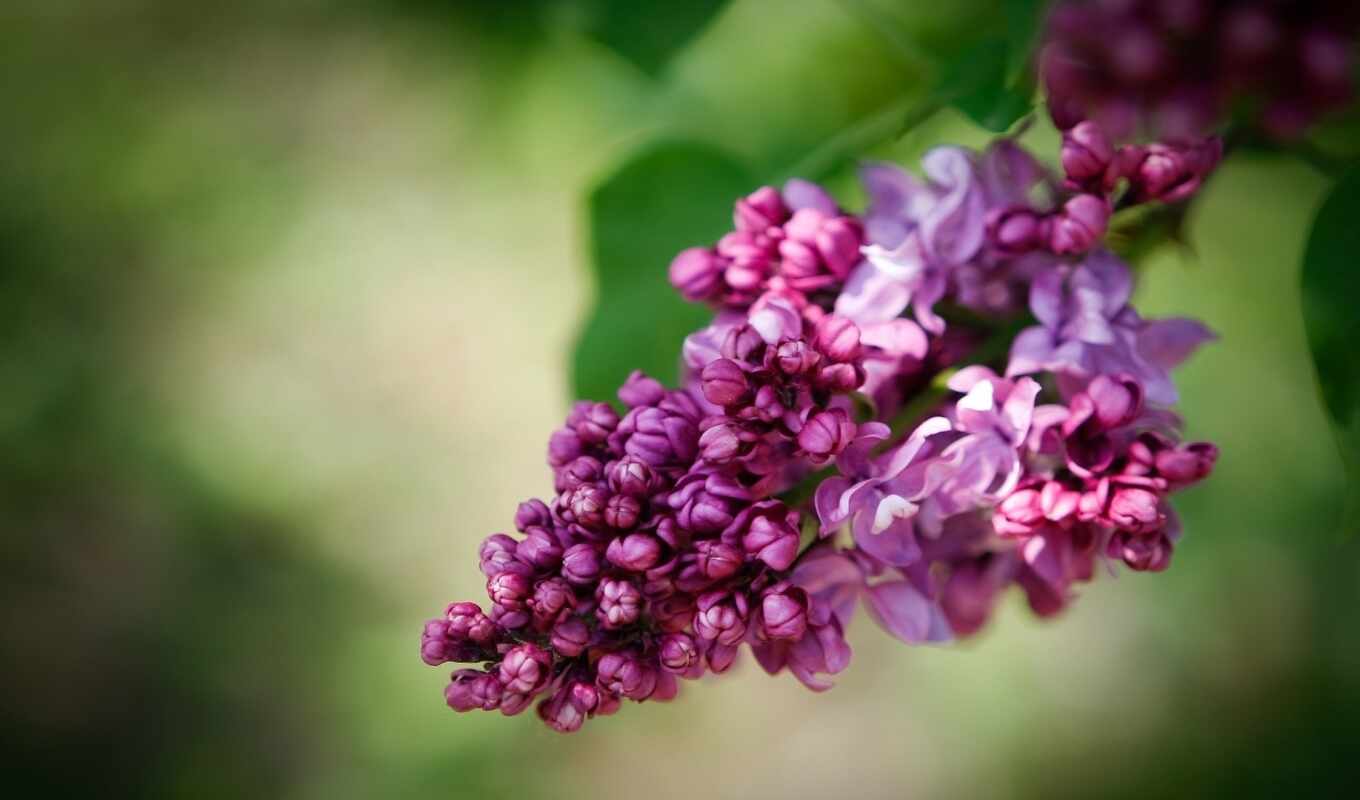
[700,358,748,406]
[446,669,503,712]
[659,633,700,674]
[561,543,601,585]
[550,616,590,657]
[603,494,642,530]
[734,186,789,232]
[798,409,855,462]
[669,247,724,302]
[1061,121,1114,184]
[445,601,496,644]
[606,533,662,572]
[1049,194,1110,255]
[487,570,531,610]
[694,591,747,646]
[760,589,809,641]
[815,314,862,362]
[595,578,642,628]
[498,643,552,695]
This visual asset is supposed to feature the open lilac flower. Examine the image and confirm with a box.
[1007,251,1215,404]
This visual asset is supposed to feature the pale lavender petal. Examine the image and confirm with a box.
[1007,326,1059,376]
[834,261,913,324]
[1137,317,1216,370]
[919,147,986,265]
[860,318,929,359]
[1029,267,1066,328]
[853,514,922,566]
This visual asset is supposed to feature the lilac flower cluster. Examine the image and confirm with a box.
[425,118,1223,734]
[670,181,864,311]
[422,311,870,731]
[1041,0,1359,140]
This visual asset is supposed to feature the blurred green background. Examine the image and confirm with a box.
[2,1,1357,797]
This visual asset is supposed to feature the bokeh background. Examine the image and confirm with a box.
[3,1,1358,797]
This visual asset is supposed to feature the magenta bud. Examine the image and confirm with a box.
[988,206,1046,255]
[516,526,563,570]
[445,601,496,644]
[815,361,862,393]
[1107,485,1165,533]
[603,494,642,530]
[595,578,642,628]
[528,577,574,627]
[775,340,820,376]
[1049,194,1110,255]
[694,539,743,581]
[1085,374,1143,429]
[694,591,747,646]
[617,370,667,408]
[550,617,590,657]
[816,217,864,279]
[760,590,808,641]
[1109,531,1173,572]
[658,633,700,674]
[606,533,662,572]
[547,428,583,469]
[1061,121,1113,184]
[994,485,1045,536]
[478,533,521,578]
[498,643,552,695]
[699,421,743,463]
[734,185,789,232]
[560,543,601,585]
[1155,442,1218,486]
[566,485,610,529]
[743,515,799,571]
[487,570,531,610]
[537,686,586,733]
[607,456,656,498]
[798,409,855,461]
[559,456,604,492]
[701,358,749,406]
[514,499,553,532]
[488,602,529,630]
[815,314,862,362]
[570,401,619,444]
[596,651,658,701]
[669,247,724,302]
[446,670,503,712]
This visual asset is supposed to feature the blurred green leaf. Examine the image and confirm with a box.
[1300,168,1360,533]
[934,36,1034,132]
[1003,0,1048,82]
[578,0,728,76]
[572,141,753,402]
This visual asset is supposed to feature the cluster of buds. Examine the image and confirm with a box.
[1040,0,1359,140]
[422,361,862,732]
[994,373,1217,588]
[695,298,867,477]
[670,182,865,310]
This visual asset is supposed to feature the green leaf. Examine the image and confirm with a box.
[572,141,753,403]
[1003,0,1048,82]
[934,36,1034,132]
[576,0,728,77]
[1300,168,1360,534]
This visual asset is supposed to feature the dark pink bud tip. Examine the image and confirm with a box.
[701,358,749,406]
